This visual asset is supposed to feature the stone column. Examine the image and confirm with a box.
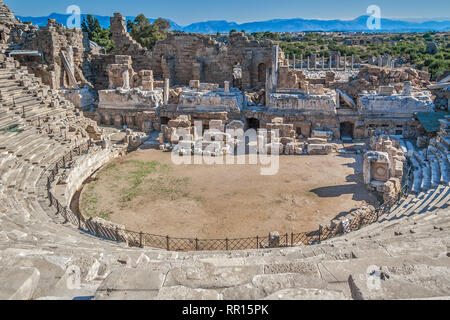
[344,54,347,71]
[272,45,279,91]
[313,54,317,70]
[293,54,296,70]
[164,78,170,105]
[329,55,332,70]
[265,67,272,107]
[300,54,303,70]
[286,54,289,68]
[351,55,354,70]
[336,53,340,70]
[122,70,130,89]
[322,55,325,69]
[224,81,230,93]
[307,56,310,70]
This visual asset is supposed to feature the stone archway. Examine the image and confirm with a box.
[246,118,260,131]
[340,122,354,141]
[160,117,170,125]
[258,63,267,83]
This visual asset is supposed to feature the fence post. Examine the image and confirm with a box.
[139,232,143,248]
[256,236,259,249]
[226,238,229,251]
[318,225,322,244]
[291,233,294,247]
[285,233,288,247]
[78,213,81,230]
[195,238,199,251]
[166,236,170,251]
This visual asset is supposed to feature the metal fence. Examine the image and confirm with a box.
[45,145,411,252]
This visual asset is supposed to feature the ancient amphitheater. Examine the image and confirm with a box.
[0,1,449,300]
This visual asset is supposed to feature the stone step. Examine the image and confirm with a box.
[399,191,433,219]
[429,186,450,210]
[432,189,450,210]
[380,194,416,222]
[0,267,40,300]
[408,186,444,216]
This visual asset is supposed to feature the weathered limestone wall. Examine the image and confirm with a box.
[277,66,307,89]
[268,91,338,113]
[177,88,244,113]
[110,13,275,89]
[8,19,92,90]
[358,93,434,116]
[98,89,164,110]
[363,135,406,201]
[332,65,431,100]
[0,0,17,26]
[90,54,116,90]
[55,145,124,207]
[61,86,97,111]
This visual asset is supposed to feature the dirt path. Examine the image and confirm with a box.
[79,150,377,239]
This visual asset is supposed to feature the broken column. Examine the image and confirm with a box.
[189,80,200,90]
[402,81,413,96]
[224,81,230,93]
[164,78,170,105]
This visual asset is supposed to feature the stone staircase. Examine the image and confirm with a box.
[0,54,449,300]
[377,125,449,224]
[91,207,450,300]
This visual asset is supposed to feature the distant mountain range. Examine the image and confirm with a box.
[15,13,450,33]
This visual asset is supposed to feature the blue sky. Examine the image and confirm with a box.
[5,0,450,25]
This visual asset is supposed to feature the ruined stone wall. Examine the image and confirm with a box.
[363,135,406,202]
[90,54,116,90]
[332,65,431,100]
[277,66,307,89]
[110,13,275,89]
[4,18,93,90]
[30,20,91,88]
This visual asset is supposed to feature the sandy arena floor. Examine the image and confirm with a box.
[79,149,377,239]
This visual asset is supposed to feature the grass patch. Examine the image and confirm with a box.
[81,181,99,218]
[118,160,190,207]
[81,159,192,213]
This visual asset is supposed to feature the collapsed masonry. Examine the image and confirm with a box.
[93,15,436,148]
[363,135,406,202]
[0,7,441,149]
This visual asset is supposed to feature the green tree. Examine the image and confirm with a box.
[127,14,171,49]
[81,15,101,40]
[81,15,114,53]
